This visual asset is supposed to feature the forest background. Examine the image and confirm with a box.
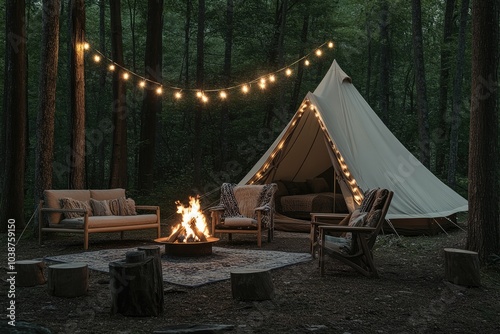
[0,0,491,231]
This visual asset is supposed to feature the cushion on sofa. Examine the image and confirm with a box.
[56,214,158,229]
[44,189,91,224]
[90,198,113,216]
[60,198,93,219]
[90,188,126,201]
[108,197,137,216]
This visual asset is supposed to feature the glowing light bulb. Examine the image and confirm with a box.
[304,59,310,66]
[174,91,182,99]
[123,72,129,80]
[219,91,227,99]
[93,54,101,62]
[328,41,334,48]
[156,86,163,95]
[196,91,203,98]
[285,68,292,76]
[109,64,116,71]
[83,42,90,50]
[242,85,249,94]
[269,74,276,82]
[316,49,322,56]
[259,81,266,89]
[201,95,208,103]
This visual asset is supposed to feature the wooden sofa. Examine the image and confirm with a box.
[39,188,160,250]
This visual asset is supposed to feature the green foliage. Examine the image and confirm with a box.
[1,0,475,222]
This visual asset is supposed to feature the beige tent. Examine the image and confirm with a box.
[239,60,468,235]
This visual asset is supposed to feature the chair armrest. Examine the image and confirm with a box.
[209,205,225,212]
[319,225,376,234]
[135,205,160,211]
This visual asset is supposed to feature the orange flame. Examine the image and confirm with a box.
[171,196,210,242]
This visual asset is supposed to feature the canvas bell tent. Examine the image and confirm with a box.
[239,60,468,235]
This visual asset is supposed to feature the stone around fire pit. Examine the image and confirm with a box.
[154,237,219,257]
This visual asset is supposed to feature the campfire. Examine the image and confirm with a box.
[155,196,218,257]
[167,196,210,243]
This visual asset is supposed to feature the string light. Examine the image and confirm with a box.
[85,40,335,102]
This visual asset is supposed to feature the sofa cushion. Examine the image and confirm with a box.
[108,197,136,216]
[55,214,158,229]
[90,199,113,216]
[60,198,93,219]
[90,188,126,201]
[44,190,91,224]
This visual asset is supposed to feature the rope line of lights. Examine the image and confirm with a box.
[83,40,335,102]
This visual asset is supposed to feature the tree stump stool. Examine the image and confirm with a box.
[47,262,88,297]
[109,250,164,317]
[137,245,163,279]
[16,260,46,287]
[444,248,481,287]
[230,268,275,301]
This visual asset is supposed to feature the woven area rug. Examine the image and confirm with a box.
[44,246,312,287]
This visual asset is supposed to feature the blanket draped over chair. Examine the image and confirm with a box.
[211,183,277,247]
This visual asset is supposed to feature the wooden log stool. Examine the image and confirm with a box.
[109,250,164,317]
[230,268,275,301]
[16,260,46,287]
[137,245,163,278]
[47,262,88,297]
[444,248,481,287]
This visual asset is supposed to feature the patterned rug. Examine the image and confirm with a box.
[45,246,312,287]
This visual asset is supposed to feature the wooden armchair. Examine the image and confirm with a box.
[317,189,393,278]
[210,183,277,247]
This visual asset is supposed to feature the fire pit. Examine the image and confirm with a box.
[155,196,218,257]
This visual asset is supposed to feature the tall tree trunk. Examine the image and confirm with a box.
[378,0,390,124]
[447,0,469,188]
[181,0,192,86]
[1,0,27,231]
[264,0,288,127]
[218,0,234,170]
[467,0,499,263]
[290,8,309,112]
[35,0,60,230]
[193,0,205,187]
[109,0,128,188]
[411,0,431,168]
[126,0,137,72]
[96,0,107,188]
[68,0,86,189]
[138,0,163,191]
[436,0,456,177]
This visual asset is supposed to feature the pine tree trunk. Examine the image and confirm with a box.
[411,0,431,168]
[436,0,456,177]
[68,0,86,189]
[467,0,499,263]
[290,8,309,113]
[378,0,390,124]
[35,0,60,232]
[193,0,206,188]
[138,0,163,191]
[447,0,469,188]
[1,0,27,232]
[109,0,128,189]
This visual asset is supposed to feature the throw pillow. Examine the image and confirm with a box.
[307,178,330,193]
[60,198,93,219]
[126,198,137,215]
[371,189,389,211]
[359,188,379,212]
[365,209,382,227]
[90,198,113,216]
[108,197,126,215]
[346,209,367,239]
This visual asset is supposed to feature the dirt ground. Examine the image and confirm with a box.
[1,223,500,334]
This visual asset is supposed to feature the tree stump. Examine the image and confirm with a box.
[444,248,481,287]
[231,268,275,301]
[47,262,88,297]
[109,250,164,316]
[16,260,46,287]
[137,245,163,279]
